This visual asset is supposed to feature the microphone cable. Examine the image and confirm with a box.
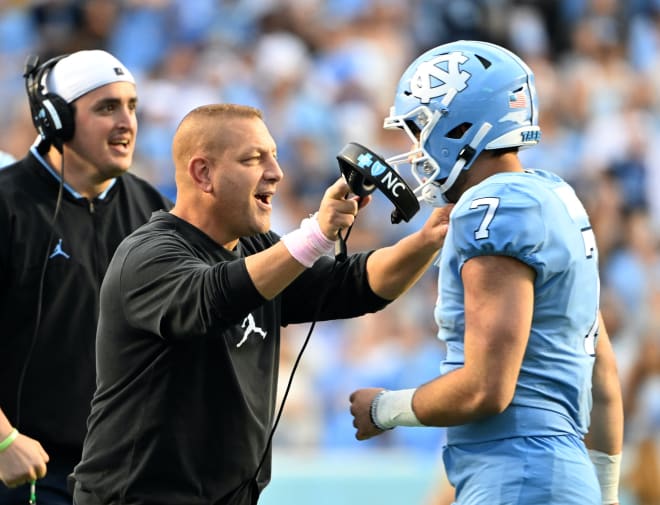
[231,222,355,505]
[15,150,65,429]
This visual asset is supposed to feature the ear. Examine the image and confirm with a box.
[188,156,213,193]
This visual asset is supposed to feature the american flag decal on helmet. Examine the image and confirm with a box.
[508,89,527,108]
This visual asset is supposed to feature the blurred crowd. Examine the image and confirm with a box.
[1,0,660,503]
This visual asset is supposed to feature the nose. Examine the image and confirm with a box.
[265,156,284,182]
[116,104,136,131]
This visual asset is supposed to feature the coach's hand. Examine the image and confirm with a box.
[420,204,454,250]
[349,387,387,441]
[0,432,49,488]
[316,178,371,240]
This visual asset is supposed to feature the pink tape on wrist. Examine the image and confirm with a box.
[281,214,335,268]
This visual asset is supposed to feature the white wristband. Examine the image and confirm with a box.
[280,213,335,268]
[588,449,621,504]
[370,389,423,430]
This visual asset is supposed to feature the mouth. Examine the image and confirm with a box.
[109,138,131,153]
[255,192,273,209]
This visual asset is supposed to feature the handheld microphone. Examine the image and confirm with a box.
[336,142,420,224]
[333,142,420,261]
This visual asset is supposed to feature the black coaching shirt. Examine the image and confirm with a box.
[73,211,388,505]
[0,150,173,469]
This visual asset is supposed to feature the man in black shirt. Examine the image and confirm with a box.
[0,50,172,504]
[72,103,452,505]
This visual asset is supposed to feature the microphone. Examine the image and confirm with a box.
[333,142,421,261]
[336,142,420,224]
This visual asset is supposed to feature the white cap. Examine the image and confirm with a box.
[45,50,135,103]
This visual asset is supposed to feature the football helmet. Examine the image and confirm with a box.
[384,40,541,205]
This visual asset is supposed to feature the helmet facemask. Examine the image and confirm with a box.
[383,105,444,204]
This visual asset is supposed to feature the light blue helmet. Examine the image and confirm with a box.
[384,40,541,205]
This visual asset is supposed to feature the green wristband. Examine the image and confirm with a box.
[0,428,18,452]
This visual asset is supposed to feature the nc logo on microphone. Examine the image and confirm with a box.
[357,152,387,177]
[356,151,406,198]
[336,142,421,222]
[370,161,387,177]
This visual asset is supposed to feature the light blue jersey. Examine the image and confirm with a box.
[435,169,602,503]
[436,169,599,444]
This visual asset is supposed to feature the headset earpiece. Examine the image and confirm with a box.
[34,92,75,147]
[24,54,75,151]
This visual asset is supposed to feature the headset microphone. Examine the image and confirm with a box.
[24,54,40,80]
[336,142,420,224]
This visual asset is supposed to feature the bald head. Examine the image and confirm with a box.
[172,103,263,177]
[169,103,281,247]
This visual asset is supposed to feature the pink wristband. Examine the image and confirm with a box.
[281,213,335,267]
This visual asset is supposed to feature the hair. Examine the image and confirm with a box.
[172,103,263,169]
[179,103,262,123]
[489,146,520,157]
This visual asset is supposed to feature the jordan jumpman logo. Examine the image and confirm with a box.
[236,313,267,348]
[49,238,70,259]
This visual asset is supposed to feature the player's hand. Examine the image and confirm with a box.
[349,387,387,441]
[0,433,49,488]
[316,178,372,240]
[419,204,454,250]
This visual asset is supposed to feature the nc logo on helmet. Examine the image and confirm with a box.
[410,52,471,104]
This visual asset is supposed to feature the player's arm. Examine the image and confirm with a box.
[364,204,452,300]
[350,254,534,437]
[0,408,49,488]
[584,311,623,505]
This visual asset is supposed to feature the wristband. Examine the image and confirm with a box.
[370,391,393,431]
[281,213,335,268]
[588,449,621,505]
[371,388,423,430]
[0,428,18,452]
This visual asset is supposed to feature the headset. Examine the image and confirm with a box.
[23,54,75,153]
